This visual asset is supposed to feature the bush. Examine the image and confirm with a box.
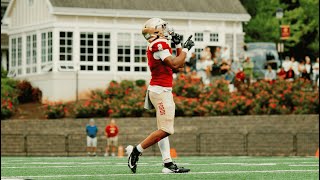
[1,78,19,119]
[17,80,43,103]
[44,102,67,119]
[1,67,7,78]
[135,79,146,87]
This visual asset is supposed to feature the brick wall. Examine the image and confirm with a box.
[1,115,319,156]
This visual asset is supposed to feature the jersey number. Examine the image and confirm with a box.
[157,44,163,51]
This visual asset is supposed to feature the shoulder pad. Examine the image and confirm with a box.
[149,39,171,52]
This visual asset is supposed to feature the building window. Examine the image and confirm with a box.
[11,38,16,68]
[79,32,94,71]
[97,33,111,71]
[195,33,203,42]
[133,33,148,72]
[117,33,131,72]
[41,33,46,63]
[17,37,22,75]
[26,34,37,74]
[41,32,53,71]
[210,33,219,42]
[48,32,52,62]
[195,48,203,60]
[59,31,73,61]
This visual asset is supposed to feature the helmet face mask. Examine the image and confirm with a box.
[142,18,172,43]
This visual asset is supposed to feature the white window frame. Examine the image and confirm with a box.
[117,32,131,72]
[194,32,204,42]
[96,32,111,72]
[25,34,37,74]
[210,33,219,42]
[59,31,73,62]
[133,33,148,73]
[79,32,94,71]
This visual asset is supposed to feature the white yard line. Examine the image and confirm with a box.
[1,169,319,179]
[289,164,319,167]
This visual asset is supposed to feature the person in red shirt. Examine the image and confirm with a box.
[126,18,194,174]
[104,119,119,157]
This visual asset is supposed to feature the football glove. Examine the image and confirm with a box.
[182,35,194,51]
[171,33,182,45]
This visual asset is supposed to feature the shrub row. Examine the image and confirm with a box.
[44,76,318,119]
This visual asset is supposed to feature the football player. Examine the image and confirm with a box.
[126,18,194,174]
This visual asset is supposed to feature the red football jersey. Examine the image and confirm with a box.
[105,125,119,137]
[147,39,173,87]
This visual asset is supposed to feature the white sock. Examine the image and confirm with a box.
[137,144,144,153]
[158,137,172,163]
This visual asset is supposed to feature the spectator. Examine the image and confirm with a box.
[242,57,254,87]
[220,61,230,75]
[185,52,197,72]
[224,68,235,92]
[214,46,221,62]
[86,119,98,156]
[312,57,319,87]
[277,67,287,80]
[290,57,300,78]
[265,65,276,83]
[104,119,119,157]
[282,56,292,76]
[220,46,230,62]
[231,57,242,74]
[211,58,221,80]
[298,60,308,80]
[196,52,211,85]
[204,46,212,60]
[305,56,312,80]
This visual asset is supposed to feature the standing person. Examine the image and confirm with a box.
[291,57,299,78]
[312,57,319,87]
[126,18,194,174]
[196,51,211,85]
[242,57,254,87]
[185,52,197,72]
[305,56,313,80]
[86,119,98,156]
[298,60,308,80]
[104,119,119,157]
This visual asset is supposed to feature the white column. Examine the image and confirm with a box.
[52,28,59,72]
[21,33,26,75]
[93,31,97,71]
[233,23,237,60]
[73,26,80,70]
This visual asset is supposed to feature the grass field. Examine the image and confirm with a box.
[1,156,319,180]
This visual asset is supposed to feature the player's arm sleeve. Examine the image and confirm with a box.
[153,49,171,61]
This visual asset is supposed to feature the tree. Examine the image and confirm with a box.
[241,0,319,59]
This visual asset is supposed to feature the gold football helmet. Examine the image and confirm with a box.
[142,18,172,43]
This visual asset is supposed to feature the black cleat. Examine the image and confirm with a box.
[162,163,190,173]
[126,145,142,173]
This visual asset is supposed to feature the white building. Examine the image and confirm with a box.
[2,0,250,101]
[1,0,10,71]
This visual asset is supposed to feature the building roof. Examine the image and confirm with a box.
[49,0,248,14]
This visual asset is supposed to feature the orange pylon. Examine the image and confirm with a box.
[118,145,124,158]
[315,148,319,158]
[170,148,178,158]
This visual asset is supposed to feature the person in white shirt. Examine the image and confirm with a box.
[305,56,312,80]
[265,65,276,82]
[220,46,230,62]
[282,56,292,72]
[312,57,319,87]
[196,51,211,85]
[291,57,300,78]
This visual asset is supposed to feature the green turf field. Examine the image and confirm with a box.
[1,156,319,180]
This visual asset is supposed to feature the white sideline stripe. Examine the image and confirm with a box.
[1,162,280,169]
[1,170,319,179]
[289,164,319,167]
